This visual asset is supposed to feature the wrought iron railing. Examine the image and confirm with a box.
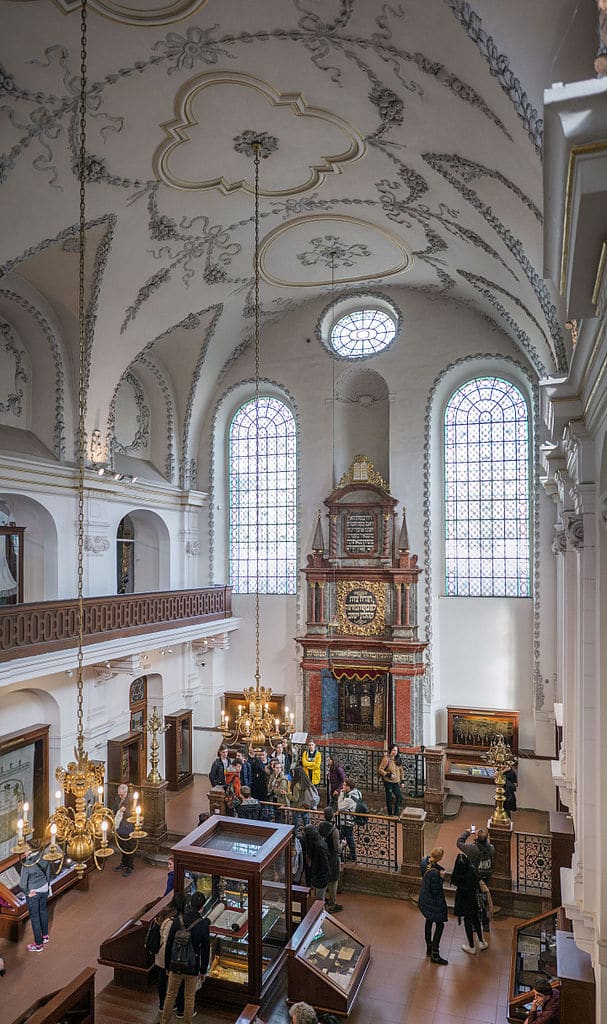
[255,801,400,873]
[0,586,233,661]
[514,831,552,894]
[314,744,425,798]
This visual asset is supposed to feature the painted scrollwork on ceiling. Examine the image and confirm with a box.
[0,321,29,419]
[110,371,151,457]
[0,0,570,417]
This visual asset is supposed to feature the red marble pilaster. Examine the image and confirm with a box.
[392,673,412,745]
[307,671,323,734]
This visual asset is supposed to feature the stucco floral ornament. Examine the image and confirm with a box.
[233,130,279,160]
[297,234,371,268]
[154,25,235,74]
[0,64,15,97]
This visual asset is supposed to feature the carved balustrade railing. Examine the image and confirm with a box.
[514,831,552,894]
[0,586,232,661]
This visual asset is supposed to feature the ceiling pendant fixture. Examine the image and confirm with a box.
[221,140,293,750]
[12,0,146,874]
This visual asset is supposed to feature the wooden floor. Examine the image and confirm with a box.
[2,778,548,1024]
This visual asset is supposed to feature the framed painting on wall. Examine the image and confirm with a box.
[447,706,519,755]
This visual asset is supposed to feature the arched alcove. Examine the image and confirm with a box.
[0,493,59,601]
[116,509,170,593]
[334,367,390,483]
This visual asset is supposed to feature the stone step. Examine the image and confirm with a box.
[444,792,463,818]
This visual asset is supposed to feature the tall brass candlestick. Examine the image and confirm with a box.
[147,705,169,783]
[482,733,517,825]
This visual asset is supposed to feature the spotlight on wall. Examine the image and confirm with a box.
[113,472,124,481]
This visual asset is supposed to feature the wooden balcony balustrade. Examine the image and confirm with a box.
[0,586,232,662]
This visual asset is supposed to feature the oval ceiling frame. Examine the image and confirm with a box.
[258,214,414,288]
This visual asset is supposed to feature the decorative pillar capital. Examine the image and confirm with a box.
[552,523,567,556]
[565,513,584,551]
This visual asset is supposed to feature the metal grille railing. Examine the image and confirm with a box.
[255,802,400,873]
[515,832,552,894]
[315,745,425,798]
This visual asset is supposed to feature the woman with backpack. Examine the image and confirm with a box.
[291,765,318,835]
[161,892,210,1024]
[303,824,331,903]
[152,894,186,1017]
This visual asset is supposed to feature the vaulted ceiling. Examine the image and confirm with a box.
[0,0,597,471]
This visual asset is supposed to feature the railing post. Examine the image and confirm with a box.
[488,817,513,895]
[208,786,227,816]
[400,806,426,882]
[140,779,169,848]
[423,746,446,822]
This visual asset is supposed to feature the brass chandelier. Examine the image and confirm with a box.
[221,143,292,751]
[13,0,145,874]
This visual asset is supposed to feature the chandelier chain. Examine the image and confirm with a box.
[76,0,88,758]
[254,143,261,691]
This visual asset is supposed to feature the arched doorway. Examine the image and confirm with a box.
[116,510,170,594]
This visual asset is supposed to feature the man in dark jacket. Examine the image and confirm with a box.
[161,892,210,1024]
[457,826,495,930]
[20,843,52,951]
[209,746,229,788]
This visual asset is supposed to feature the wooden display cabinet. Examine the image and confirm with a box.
[107,731,143,806]
[287,901,371,1015]
[99,891,173,988]
[508,908,565,1021]
[173,815,294,1007]
[10,967,95,1024]
[164,709,193,791]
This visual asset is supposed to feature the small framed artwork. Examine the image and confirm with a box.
[447,706,519,755]
[130,710,144,734]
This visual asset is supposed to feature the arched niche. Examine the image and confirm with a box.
[0,686,62,818]
[116,509,170,593]
[334,367,390,483]
[0,493,58,601]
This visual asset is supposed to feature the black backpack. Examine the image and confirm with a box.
[144,918,162,957]
[353,797,369,824]
[169,915,199,975]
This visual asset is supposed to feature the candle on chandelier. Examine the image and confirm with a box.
[49,823,58,849]
[132,791,139,811]
[101,820,108,846]
[22,802,29,826]
[238,705,242,716]
[135,805,141,827]
[275,717,279,729]
[55,790,62,809]
[265,703,269,712]
[290,712,294,721]
[97,785,104,802]
[17,818,23,842]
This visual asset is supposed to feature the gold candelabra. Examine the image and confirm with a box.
[221,687,293,749]
[482,733,517,826]
[147,705,169,783]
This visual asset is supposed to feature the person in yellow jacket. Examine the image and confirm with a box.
[301,738,322,786]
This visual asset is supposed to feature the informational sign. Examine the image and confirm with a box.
[345,511,376,554]
[344,587,377,625]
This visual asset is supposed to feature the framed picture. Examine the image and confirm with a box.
[130,710,144,734]
[447,706,518,755]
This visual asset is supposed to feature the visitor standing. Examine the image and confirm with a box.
[20,841,52,952]
[209,745,229,788]
[451,852,488,954]
[251,749,271,801]
[337,778,362,864]
[164,854,175,896]
[301,739,322,786]
[291,764,319,833]
[378,745,403,816]
[504,766,518,818]
[155,894,185,1018]
[326,756,346,808]
[113,782,136,875]
[318,807,343,912]
[267,760,290,821]
[303,824,331,903]
[236,786,261,820]
[161,892,210,1024]
[418,852,449,964]
[457,826,495,930]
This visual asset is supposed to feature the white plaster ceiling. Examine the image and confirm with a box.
[0,0,597,481]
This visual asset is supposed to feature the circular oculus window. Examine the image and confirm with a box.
[330,308,396,358]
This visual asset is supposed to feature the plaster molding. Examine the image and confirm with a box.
[552,523,567,556]
[110,371,151,457]
[565,513,584,551]
[49,0,209,27]
[136,354,178,483]
[0,320,28,417]
[154,70,365,197]
[84,534,110,554]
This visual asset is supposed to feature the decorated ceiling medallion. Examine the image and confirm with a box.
[46,0,208,27]
[153,71,365,197]
[258,215,413,288]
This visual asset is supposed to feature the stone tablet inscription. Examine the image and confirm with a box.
[344,587,377,625]
[345,511,376,554]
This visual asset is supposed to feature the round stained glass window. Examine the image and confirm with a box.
[330,308,396,358]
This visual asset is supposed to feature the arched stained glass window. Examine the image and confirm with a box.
[444,377,530,597]
[229,397,297,595]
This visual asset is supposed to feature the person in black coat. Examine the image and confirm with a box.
[303,824,331,903]
[451,852,488,954]
[318,807,343,913]
[209,746,229,788]
[250,749,270,801]
[418,853,449,964]
[504,767,518,817]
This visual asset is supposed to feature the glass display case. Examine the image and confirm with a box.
[173,815,293,1007]
[508,908,565,1021]
[287,902,371,1015]
[164,709,193,791]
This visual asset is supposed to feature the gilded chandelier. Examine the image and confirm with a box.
[12,0,146,874]
[220,142,292,751]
